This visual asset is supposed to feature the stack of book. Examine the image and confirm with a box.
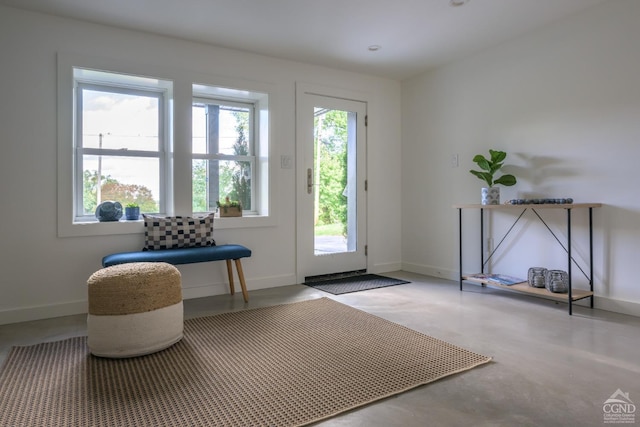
[465,273,526,286]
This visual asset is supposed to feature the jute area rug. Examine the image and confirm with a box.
[0,297,491,427]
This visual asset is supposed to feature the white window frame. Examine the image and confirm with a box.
[192,97,257,214]
[74,81,169,222]
[57,53,275,238]
[192,83,270,221]
[57,54,175,237]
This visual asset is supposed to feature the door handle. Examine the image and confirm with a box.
[307,168,313,194]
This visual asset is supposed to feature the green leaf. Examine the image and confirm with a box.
[489,162,503,174]
[470,170,493,187]
[494,174,517,186]
[473,157,491,172]
[489,150,506,164]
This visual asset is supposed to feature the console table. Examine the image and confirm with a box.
[454,203,601,315]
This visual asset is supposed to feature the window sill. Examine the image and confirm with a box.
[58,214,275,238]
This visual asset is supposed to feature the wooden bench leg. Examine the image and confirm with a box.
[234,259,249,303]
[225,259,235,295]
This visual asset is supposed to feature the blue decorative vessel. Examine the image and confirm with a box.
[125,206,140,220]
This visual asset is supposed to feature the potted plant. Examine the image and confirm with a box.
[124,203,140,220]
[469,149,517,205]
[216,197,243,217]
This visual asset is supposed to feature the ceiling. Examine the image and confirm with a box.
[2,0,608,80]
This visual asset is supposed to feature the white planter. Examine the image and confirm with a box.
[481,187,500,205]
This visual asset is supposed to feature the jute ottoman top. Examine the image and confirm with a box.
[88,262,182,316]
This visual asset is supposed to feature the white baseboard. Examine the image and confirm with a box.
[370,261,402,274]
[181,273,297,300]
[0,273,300,326]
[3,270,636,324]
[0,300,88,326]
[594,296,640,317]
[401,262,458,281]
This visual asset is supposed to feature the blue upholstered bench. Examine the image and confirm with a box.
[102,245,252,302]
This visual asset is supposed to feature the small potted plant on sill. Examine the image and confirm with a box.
[124,203,140,220]
[469,149,517,205]
[216,197,243,217]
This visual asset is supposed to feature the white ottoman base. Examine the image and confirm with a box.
[87,302,184,358]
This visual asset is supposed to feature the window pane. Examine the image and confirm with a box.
[82,89,159,151]
[219,108,250,155]
[82,155,160,216]
[313,108,352,255]
[192,105,207,154]
[192,84,266,218]
[220,159,252,211]
[192,159,209,212]
[192,159,252,213]
[191,102,251,155]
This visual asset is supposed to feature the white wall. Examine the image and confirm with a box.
[0,6,402,324]
[401,0,640,316]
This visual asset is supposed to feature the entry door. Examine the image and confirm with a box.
[296,90,367,281]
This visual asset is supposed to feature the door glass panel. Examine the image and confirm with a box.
[313,107,357,255]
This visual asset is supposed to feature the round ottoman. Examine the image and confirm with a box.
[87,262,183,358]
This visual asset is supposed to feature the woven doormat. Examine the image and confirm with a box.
[304,273,410,295]
[0,297,491,427]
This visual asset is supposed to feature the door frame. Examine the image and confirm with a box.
[295,83,369,283]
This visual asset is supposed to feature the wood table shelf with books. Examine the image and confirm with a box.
[454,203,602,315]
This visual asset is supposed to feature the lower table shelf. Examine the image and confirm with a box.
[462,275,594,303]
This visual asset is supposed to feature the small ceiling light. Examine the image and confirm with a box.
[368,45,381,52]
[450,0,470,6]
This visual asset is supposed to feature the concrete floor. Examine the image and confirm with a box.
[1,272,639,427]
